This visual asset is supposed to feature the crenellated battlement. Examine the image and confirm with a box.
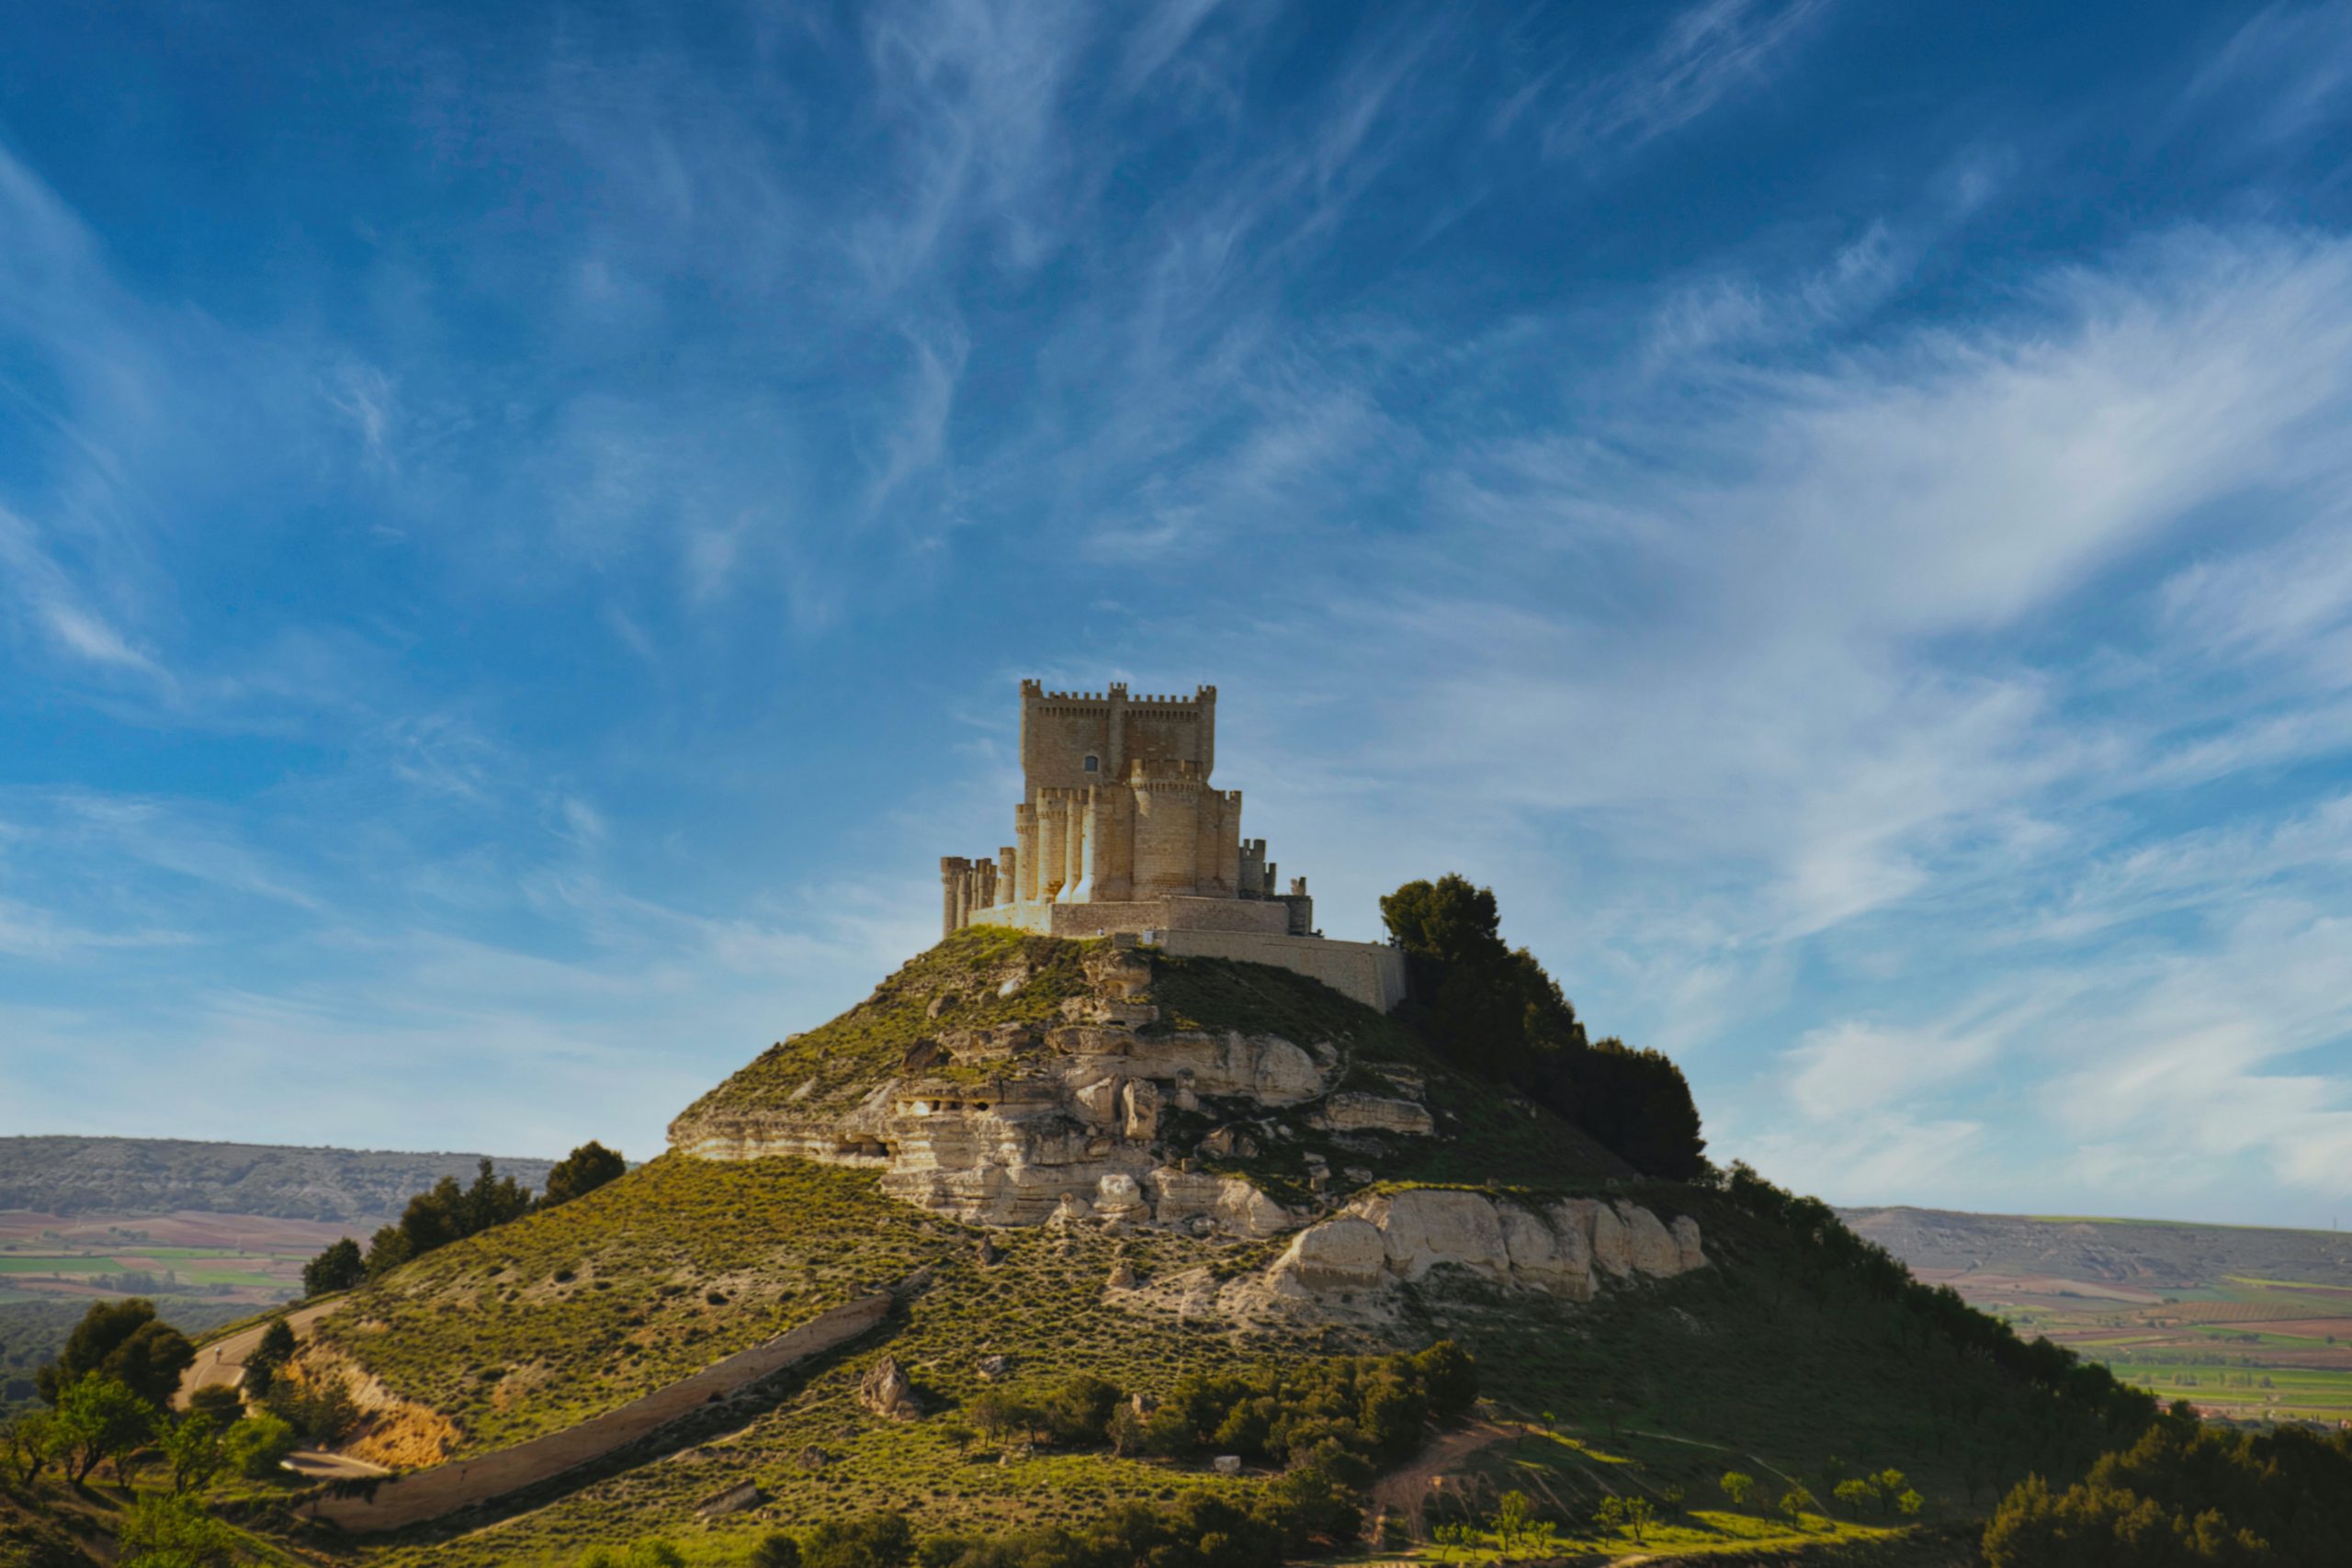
[944,679,1305,942]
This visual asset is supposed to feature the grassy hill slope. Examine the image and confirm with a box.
[266,936,2136,1565]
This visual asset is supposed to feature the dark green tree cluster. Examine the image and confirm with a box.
[357,1157,536,1280]
[541,1140,628,1208]
[1379,875,1706,1178]
[306,1144,626,1292]
[963,1341,1474,1476]
[32,1298,192,1409]
[713,1485,1363,1568]
[1984,1409,2352,1566]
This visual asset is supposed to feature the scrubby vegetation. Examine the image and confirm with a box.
[677,930,1099,1124]
[1984,1408,2352,1564]
[312,1153,950,1453]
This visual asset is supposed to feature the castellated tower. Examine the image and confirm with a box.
[938,682,1405,1010]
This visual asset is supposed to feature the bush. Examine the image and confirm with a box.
[582,1543,685,1568]
[119,1494,240,1568]
[222,1411,298,1478]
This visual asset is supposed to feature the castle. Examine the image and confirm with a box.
[940,681,1407,1011]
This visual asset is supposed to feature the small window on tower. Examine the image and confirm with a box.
[1083,754,1100,773]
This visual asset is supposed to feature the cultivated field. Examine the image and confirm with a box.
[1847,1207,2352,1426]
[0,1208,354,1305]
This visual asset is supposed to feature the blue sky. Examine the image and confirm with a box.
[6,2,2352,1225]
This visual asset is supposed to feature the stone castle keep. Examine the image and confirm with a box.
[941,682,1407,1011]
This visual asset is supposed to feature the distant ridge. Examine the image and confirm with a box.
[1842,1204,2352,1289]
[0,1136,558,1224]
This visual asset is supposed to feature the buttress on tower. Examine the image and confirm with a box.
[939,681,1407,1013]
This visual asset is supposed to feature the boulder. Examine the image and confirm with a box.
[1500,1204,1594,1301]
[1147,1168,1293,1238]
[1072,1076,1122,1125]
[694,1480,763,1519]
[1583,1200,1633,1278]
[1671,1214,1707,1273]
[1212,1455,1244,1476]
[1314,1093,1435,1136]
[1619,1203,1683,1277]
[1094,1174,1148,1224]
[857,1356,919,1421]
[1120,1079,1160,1140]
[1358,1190,1510,1282]
[1272,1218,1388,1292]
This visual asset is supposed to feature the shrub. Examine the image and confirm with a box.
[119,1494,240,1568]
[221,1411,298,1478]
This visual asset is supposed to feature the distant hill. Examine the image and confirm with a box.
[0,1136,557,1224]
[1844,1204,2352,1427]
[1843,1205,2352,1290]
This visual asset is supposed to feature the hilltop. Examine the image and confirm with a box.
[174,931,2144,1565]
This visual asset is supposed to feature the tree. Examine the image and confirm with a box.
[750,1535,801,1568]
[1870,1467,1911,1515]
[1721,1470,1757,1506]
[1778,1486,1817,1532]
[302,1237,366,1297]
[1493,1490,1536,1549]
[1596,1494,1657,1544]
[2,1408,57,1486]
[37,1299,195,1408]
[187,1385,244,1428]
[119,1494,241,1568]
[159,1414,228,1495]
[221,1412,298,1478]
[798,1512,916,1568]
[363,1224,413,1280]
[1833,1478,1877,1517]
[1380,874,1707,1178]
[542,1141,628,1208]
[251,1318,298,1377]
[53,1373,157,1484]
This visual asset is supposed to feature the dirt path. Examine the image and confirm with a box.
[175,1300,342,1409]
[1367,1418,1518,1542]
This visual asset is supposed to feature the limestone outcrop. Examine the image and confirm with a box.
[857,1355,919,1421]
[1269,1192,1703,1302]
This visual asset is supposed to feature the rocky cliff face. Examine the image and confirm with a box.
[669,929,1706,1314]
[1268,1190,1705,1302]
[670,942,1381,1235]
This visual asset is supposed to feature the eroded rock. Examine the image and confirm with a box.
[857,1356,919,1421]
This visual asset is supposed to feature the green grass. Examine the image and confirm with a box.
[316,1154,958,1455]
[673,928,1101,1128]
[351,1216,1312,1568]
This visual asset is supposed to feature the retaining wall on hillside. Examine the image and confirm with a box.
[310,1291,891,1533]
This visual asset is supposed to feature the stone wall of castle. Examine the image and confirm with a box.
[936,680,1400,1008]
